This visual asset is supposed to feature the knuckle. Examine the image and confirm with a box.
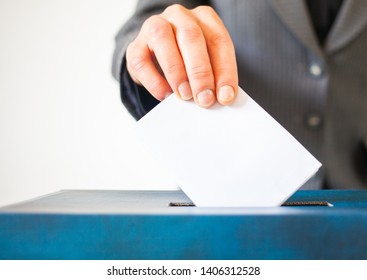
[178,24,202,42]
[144,16,170,41]
[128,53,147,73]
[208,32,231,46]
[193,5,216,16]
[149,79,168,99]
[164,4,187,15]
[166,61,184,75]
[216,64,233,74]
[189,64,212,81]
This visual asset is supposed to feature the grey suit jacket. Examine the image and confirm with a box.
[112,0,367,190]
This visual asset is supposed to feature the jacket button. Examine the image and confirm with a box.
[305,112,323,129]
[309,63,323,77]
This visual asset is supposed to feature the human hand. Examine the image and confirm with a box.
[126,4,238,108]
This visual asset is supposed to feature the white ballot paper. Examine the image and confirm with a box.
[135,88,321,207]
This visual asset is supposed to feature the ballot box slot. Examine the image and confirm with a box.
[169,201,333,207]
[282,201,333,207]
[169,202,196,207]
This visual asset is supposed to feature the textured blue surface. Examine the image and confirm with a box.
[1,190,367,260]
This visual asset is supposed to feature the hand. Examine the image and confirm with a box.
[126,4,238,108]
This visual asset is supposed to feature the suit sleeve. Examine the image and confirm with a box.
[112,0,210,120]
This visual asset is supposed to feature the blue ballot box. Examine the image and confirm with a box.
[0,190,367,260]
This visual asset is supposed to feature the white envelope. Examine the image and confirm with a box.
[135,88,321,207]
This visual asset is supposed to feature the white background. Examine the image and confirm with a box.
[0,0,176,207]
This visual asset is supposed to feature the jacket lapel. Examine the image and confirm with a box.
[269,0,323,59]
[325,0,367,53]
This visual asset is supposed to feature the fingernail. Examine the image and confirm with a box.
[218,85,235,103]
[178,81,192,100]
[197,89,214,107]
